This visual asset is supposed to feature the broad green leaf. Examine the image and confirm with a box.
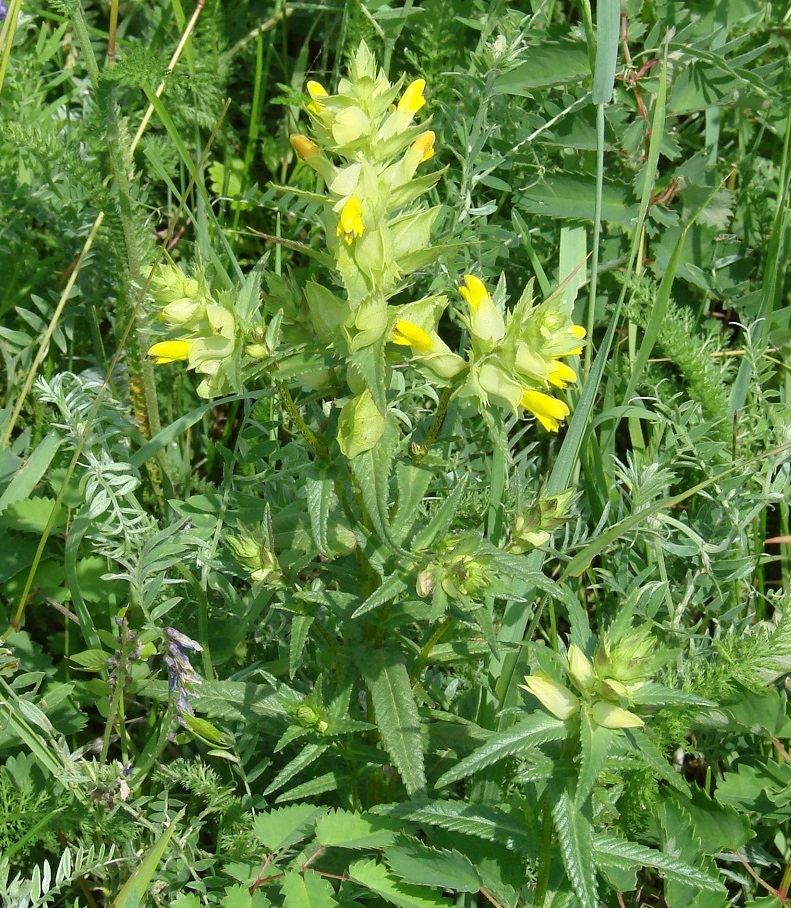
[0,431,61,510]
[0,496,64,533]
[436,713,567,786]
[253,803,324,851]
[173,896,202,908]
[495,42,590,92]
[315,809,401,849]
[221,884,272,908]
[552,790,598,908]
[670,786,753,854]
[658,800,728,908]
[349,858,451,908]
[113,810,184,908]
[355,646,426,795]
[518,174,638,225]
[385,836,481,893]
[281,870,337,908]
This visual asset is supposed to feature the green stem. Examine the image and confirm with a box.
[533,798,555,908]
[278,382,323,456]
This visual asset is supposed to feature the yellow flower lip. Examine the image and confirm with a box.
[392,319,434,354]
[398,78,427,113]
[520,388,570,432]
[458,275,489,312]
[290,134,320,160]
[306,80,328,115]
[336,195,364,244]
[413,130,435,163]
[148,340,192,364]
[547,360,578,389]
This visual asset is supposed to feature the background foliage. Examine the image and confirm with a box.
[1,0,790,906]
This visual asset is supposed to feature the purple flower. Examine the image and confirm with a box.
[0,2,7,21]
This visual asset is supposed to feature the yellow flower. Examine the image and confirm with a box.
[565,324,586,357]
[459,275,505,345]
[290,134,320,160]
[458,274,489,311]
[148,340,192,364]
[413,130,435,163]
[392,319,434,354]
[520,388,570,432]
[306,80,328,115]
[336,195,364,244]
[547,360,577,389]
[591,701,644,729]
[398,78,426,113]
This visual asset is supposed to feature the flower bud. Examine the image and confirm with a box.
[591,700,643,729]
[567,645,595,694]
[337,390,387,458]
[521,673,580,720]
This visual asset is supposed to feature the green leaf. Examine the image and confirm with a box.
[381,801,535,854]
[519,174,638,225]
[592,831,724,891]
[263,743,331,796]
[113,810,184,908]
[592,0,620,105]
[411,477,468,552]
[495,42,590,91]
[253,803,324,851]
[436,713,568,787]
[552,790,598,908]
[0,496,65,533]
[350,418,407,557]
[390,463,433,545]
[305,469,335,557]
[355,646,426,795]
[221,884,272,908]
[671,786,753,854]
[348,858,451,908]
[385,836,481,893]
[352,572,408,619]
[575,712,617,807]
[289,614,313,679]
[281,870,337,908]
[0,431,61,510]
[315,809,401,849]
[275,771,340,804]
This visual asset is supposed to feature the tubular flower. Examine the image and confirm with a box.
[547,360,577,389]
[459,275,505,345]
[148,340,192,364]
[392,319,434,354]
[413,130,435,163]
[591,701,644,729]
[521,673,580,721]
[290,134,320,160]
[306,80,328,115]
[336,195,365,244]
[520,389,570,433]
[398,78,427,113]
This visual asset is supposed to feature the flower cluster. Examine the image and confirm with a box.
[393,275,585,432]
[521,626,663,730]
[147,263,240,399]
[163,626,204,720]
[289,41,443,356]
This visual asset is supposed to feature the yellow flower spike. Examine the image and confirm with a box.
[398,78,426,113]
[392,319,435,354]
[547,360,578,389]
[148,340,192,364]
[336,195,365,244]
[290,134,320,160]
[458,275,489,312]
[520,389,570,432]
[306,80,328,115]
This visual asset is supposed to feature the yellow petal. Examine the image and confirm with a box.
[290,134,320,160]
[520,389,570,432]
[306,80,328,115]
[458,275,489,312]
[547,360,578,389]
[569,324,586,339]
[336,195,364,244]
[398,78,426,113]
[148,340,192,364]
[520,673,580,720]
[392,319,434,354]
[413,130,435,163]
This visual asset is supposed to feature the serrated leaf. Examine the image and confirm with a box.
[305,471,334,557]
[494,42,590,91]
[0,496,64,533]
[113,810,184,908]
[519,174,638,225]
[672,785,753,853]
[315,809,401,849]
[289,614,313,679]
[575,711,617,807]
[221,884,272,908]
[350,419,406,556]
[390,463,433,545]
[352,572,408,619]
[381,801,535,854]
[592,832,724,891]
[355,646,426,795]
[275,771,340,803]
[385,836,481,893]
[436,713,567,787]
[629,683,714,708]
[281,870,337,908]
[348,858,451,908]
[411,478,468,552]
[253,803,324,851]
[264,743,331,796]
[552,790,598,908]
